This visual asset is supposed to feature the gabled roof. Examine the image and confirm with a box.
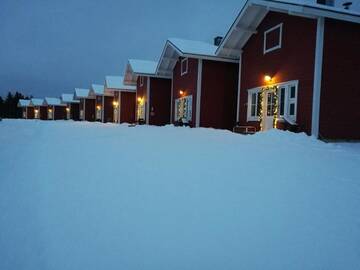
[44,97,65,106]
[90,84,105,95]
[30,98,44,106]
[216,0,360,59]
[61,94,80,104]
[156,38,237,78]
[124,59,159,85]
[105,76,136,92]
[74,88,90,99]
[18,99,31,107]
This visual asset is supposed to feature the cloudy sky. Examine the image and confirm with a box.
[0,0,244,97]
[0,0,357,97]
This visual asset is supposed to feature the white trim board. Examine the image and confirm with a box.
[146,76,150,125]
[195,59,203,127]
[311,16,325,138]
[263,23,283,54]
[236,54,242,123]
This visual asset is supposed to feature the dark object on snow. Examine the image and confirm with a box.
[138,118,146,125]
[276,119,300,133]
[233,124,256,135]
[174,119,192,127]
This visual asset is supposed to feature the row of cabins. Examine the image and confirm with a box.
[18,76,137,123]
[19,0,360,140]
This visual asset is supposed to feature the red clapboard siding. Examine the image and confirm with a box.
[120,92,136,123]
[27,107,35,119]
[104,96,114,123]
[201,60,238,130]
[40,106,47,120]
[85,99,95,122]
[149,77,172,126]
[319,18,360,140]
[54,106,66,120]
[70,103,80,121]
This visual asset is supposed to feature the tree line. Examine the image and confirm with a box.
[0,92,32,119]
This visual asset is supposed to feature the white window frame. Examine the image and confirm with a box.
[247,88,260,122]
[175,95,192,123]
[180,58,188,76]
[139,76,144,87]
[263,23,283,54]
[246,80,298,122]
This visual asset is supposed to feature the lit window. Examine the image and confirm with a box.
[263,23,283,54]
[181,58,188,76]
[175,95,192,123]
[246,81,298,122]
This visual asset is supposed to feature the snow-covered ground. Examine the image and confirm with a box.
[1,119,360,270]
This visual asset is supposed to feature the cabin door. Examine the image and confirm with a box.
[263,91,275,131]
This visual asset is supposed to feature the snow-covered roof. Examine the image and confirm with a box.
[90,84,105,95]
[74,88,90,99]
[61,94,79,104]
[156,38,236,78]
[123,59,159,85]
[18,99,31,107]
[216,0,360,59]
[168,38,218,56]
[129,59,158,74]
[30,98,44,106]
[105,76,136,92]
[44,97,65,106]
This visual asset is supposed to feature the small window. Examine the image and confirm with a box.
[140,76,144,87]
[181,58,188,76]
[247,90,261,121]
[263,23,283,54]
[287,85,297,119]
[267,93,275,116]
[290,86,296,98]
[279,87,286,116]
[250,93,257,117]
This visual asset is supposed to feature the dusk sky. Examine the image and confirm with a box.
[0,0,357,98]
[0,0,245,97]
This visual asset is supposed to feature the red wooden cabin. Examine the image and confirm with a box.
[18,99,34,119]
[156,38,239,130]
[89,84,114,123]
[74,88,95,122]
[124,59,172,126]
[216,0,360,140]
[30,98,48,120]
[104,76,137,124]
[61,94,80,121]
[43,97,67,120]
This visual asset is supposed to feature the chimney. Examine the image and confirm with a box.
[316,0,335,6]
[214,36,223,46]
[343,2,352,9]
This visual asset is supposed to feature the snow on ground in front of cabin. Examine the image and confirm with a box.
[0,119,360,270]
